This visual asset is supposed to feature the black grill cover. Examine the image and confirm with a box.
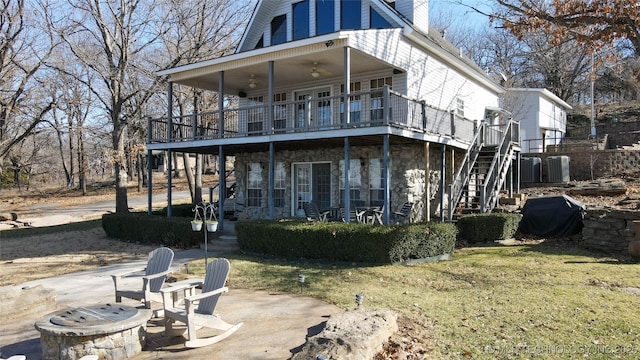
[519,195,585,237]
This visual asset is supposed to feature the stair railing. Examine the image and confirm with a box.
[479,120,518,212]
[448,121,485,220]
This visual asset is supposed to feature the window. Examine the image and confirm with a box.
[339,159,361,203]
[369,158,386,207]
[255,35,264,49]
[316,0,334,35]
[315,90,332,128]
[370,77,392,123]
[456,98,465,117]
[340,82,362,124]
[370,7,391,28]
[248,96,264,134]
[341,0,361,30]
[271,14,287,45]
[273,92,288,132]
[292,0,309,40]
[247,163,263,207]
[274,162,286,208]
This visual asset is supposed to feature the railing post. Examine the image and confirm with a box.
[305,96,311,130]
[383,85,389,125]
[450,110,456,138]
[447,184,453,221]
[192,112,197,140]
[421,101,427,130]
[479,185,486,213]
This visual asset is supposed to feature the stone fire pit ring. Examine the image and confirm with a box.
[35,304,152,360]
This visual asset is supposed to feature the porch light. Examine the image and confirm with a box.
[249,74,257,88]
[310,63,320,78]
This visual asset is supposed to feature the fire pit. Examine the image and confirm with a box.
[34,304,152,360]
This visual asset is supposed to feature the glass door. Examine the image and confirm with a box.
[293,162,331,217]
[295,87,331,129]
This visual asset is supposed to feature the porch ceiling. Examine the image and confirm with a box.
[166,41,397,94]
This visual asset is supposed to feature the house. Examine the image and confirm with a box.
[147,0,521,227]
[504,88,572,153]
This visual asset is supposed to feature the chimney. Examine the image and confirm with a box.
[394,0,429,34]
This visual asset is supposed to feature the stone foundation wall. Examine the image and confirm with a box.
[234,144,462,221]
[581,208,640,254]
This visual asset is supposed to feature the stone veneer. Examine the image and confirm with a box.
[581,208,640,255]
[35,306,152,360]
[233,144,462,221]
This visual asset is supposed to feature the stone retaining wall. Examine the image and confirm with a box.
[581,208,640,254]
[522,150,640,181]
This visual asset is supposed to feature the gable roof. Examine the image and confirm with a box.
[234,0,501,91]
[508,88,573,110]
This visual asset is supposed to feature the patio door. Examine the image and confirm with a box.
[295,87,331,129]
[293,162,331,217]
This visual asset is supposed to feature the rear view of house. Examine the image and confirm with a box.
[147,0,521,225]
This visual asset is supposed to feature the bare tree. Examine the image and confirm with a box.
[51,0,174,212]
[0,0,56,184]
[158,0,251,204]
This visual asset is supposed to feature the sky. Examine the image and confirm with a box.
[428,0,494,30]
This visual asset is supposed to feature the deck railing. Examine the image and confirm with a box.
[148,87,478,144]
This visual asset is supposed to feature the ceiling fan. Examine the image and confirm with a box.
[310,62,332,78]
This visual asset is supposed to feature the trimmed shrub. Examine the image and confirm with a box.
[457,213,522,243]
[102,212,201,248]
[235,220,457,264]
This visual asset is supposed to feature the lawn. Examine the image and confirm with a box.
[187,240,640,359]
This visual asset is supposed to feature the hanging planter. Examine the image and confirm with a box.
[205,220,218,232]
[191,220,203,232]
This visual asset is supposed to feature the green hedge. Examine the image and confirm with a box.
[102,213,201,248]
[457,213,522,243]
[235,220,457,264]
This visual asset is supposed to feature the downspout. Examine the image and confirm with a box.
[167,82,173,218]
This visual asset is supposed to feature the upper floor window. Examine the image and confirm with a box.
[316,0,334,35]
[456,98,465,117]
[370,7,391,28]
[271,14,287,45]
[341,0,361,30]
[293,0,309,40]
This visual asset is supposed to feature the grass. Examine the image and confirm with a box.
[185,241,640,359]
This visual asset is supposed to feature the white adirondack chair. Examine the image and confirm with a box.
[161,258,243,348]
[111,247,174,310]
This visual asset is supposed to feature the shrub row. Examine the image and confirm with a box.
[235,220,457,264]
[102,213,202,248]
[456,213,523,243]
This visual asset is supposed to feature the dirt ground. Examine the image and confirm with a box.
[2,176,640,287]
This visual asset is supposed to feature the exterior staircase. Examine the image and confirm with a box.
[448,120,520,221]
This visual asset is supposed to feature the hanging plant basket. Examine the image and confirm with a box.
[191,220,203,232]
[205,220,218,232]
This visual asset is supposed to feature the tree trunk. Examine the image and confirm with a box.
[195,154,203,204]
[137,152,143,192]
[183,152,196,203]
[113,121,129,213]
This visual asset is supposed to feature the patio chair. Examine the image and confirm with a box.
[161,258,243,348]
[393,202,414,224]
[303,202,330,222]
[111,247,174,311]
[341,204,366,223]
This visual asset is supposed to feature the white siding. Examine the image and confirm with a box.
[349,29,500,121]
